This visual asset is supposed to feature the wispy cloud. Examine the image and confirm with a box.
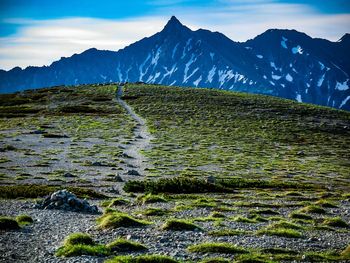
[0,17,166,70]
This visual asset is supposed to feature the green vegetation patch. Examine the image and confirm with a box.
[199,258,230,263]
[137,193,167,204]
[124,177,312,194]
[257,228,302,238]
[15,214,34,225]
[188,242,248,254]
[0,216,20,230]
[209,229,252,236]
[288,211,313,220]
[0,185,107,199]
[63,233,95,246]
[141,207,170,216]
[322,217,349,228]
[97,211,151,229]
[105,255,179,263]
[161,219,201,231]
[299,205,326,214]
[56,244,109,257]
[106,238,147,252]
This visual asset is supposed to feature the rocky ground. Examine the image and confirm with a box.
[1,84,349,263]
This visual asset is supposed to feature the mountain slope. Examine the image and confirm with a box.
[0,16,349,110]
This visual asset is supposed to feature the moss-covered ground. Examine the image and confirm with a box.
[1,83,349,262]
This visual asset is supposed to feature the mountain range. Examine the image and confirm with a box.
[1,16,349,110]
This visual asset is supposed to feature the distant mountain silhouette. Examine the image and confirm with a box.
[1,16,349,110]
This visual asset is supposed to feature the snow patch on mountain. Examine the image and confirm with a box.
[270,62,279,71]
[256,55,263,59]
[292,45,303,54]
[210,52,215,60]
[183,54,197,82]
[218,69,234,87]
[193,76,202,87]
[340,96,350,108]
[318,74,326,87]
[172,43,179,59]
[319,61,325,71]
[139,54,151,81]
[286,74,293,82]
[296,94,302,102]
[281,37,288,49]
[207,65,216,83]
[181,38,192,59]
[335,80,349,91]
[151,47,162,66]
[272,74,282,80]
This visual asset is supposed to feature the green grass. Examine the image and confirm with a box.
[141,207,170,216]
[341,244,350,259]
[302,251,342,261]
[299,205,326,214]
[322,217,349,228]
[105,255,179,263]
[268,221,303,230]
[199,258,230,263]
[15,214,34,225]
[63,233,95,246]
[260,248,298,255]
[56,244,109,257]
[288,211,313,220]
[0,185,106,199]
[0,216,20,230]
[235,253,278,263]
[257,228,302,238]
[106,238,147,252]
[124,177,311,194]
[161,219,201,231]
[103,198,130,207]
[138,193,167,204]
[188,242,248,254]
[97,211,152,229]
[315,199,338,208]
[56,232,108,257]
[124,84,350,188]
[208,229,252,236]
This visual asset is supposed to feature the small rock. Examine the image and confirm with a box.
[63,172,75,178]
[122,153,134,159]
[114,174,124,182]
[127,170,141,176]
[91,161,103,166]
[35,189,100,214]
[205,175,216,184]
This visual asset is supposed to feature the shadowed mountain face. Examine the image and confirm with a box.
[1,16,349,110]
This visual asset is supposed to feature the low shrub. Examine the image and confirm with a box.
[63,233,95,246]
[105,254,179,263]
[106,238,147,252]
[97,212,151,229]
[0,216,20,230]
[16,214,34,225]
[161,219,201,231]
[188,242,248,254]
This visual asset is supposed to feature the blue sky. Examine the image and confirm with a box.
[0,0,349,70]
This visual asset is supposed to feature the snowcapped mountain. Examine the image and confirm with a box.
[1,16,349,110]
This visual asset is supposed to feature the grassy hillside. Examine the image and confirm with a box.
[0,83,349,263]
[124,84,350,189]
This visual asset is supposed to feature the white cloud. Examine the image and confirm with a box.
[0,17,165,70]
[1,1,349,70]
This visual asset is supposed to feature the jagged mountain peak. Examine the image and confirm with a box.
[0,19,349,110]
[161,16,189,33]
[339,33,350,43]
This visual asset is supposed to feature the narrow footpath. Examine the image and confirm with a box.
[116,85,154,178]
